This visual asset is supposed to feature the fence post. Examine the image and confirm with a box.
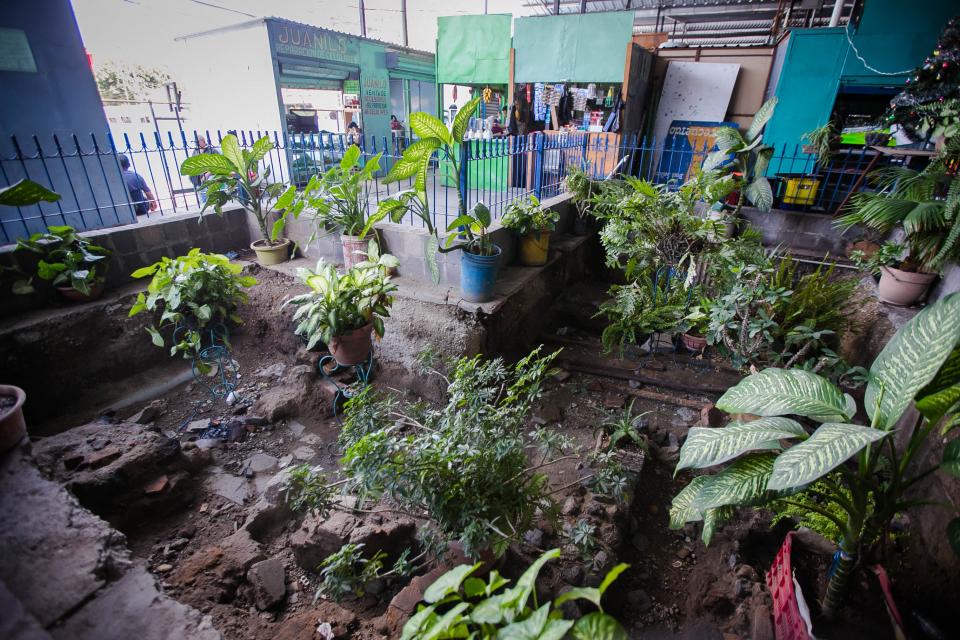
[580,133,589,171]
[534,133,545,201]
[458,139,470,215]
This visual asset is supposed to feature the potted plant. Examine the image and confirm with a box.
[838,159,959,306]
[595,270,692,354]
[283,251,398,365]
[679,299,711,353]
[362,96,482,285]
[179,134,303,266]
[129,249,257,365]
[500,195,559,266]
[444,202,501,303]
[670,292,960,620]
[13,225,112,301]
[0,384,27,452]
[302,144,383,269]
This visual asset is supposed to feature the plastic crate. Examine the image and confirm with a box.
[766,531,814,640]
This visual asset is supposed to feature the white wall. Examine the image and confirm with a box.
[173,22,283,137]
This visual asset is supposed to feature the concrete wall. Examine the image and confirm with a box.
[740,206,863,257]
[1,209,250,319]
[270,193,577,286]
[0,0,135,242]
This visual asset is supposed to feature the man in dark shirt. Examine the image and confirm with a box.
[119,154,157,216]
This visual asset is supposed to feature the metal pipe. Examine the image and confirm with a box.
[401,0,408,45]
[359,0,367,37]
[829,0,843,27]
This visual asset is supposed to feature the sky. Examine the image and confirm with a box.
[71,0,539,73]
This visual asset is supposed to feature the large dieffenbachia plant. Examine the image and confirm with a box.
[671,291,960,617]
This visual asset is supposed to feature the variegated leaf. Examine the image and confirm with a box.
[691,454,776,511]
[767,423,888,490]
[670,476,708,528]
[745,97,777,143]
[701,506,734,546]
[717,368,853,422]
[676,417,806,472]
[915,345,960,424]
[867,292,960,429]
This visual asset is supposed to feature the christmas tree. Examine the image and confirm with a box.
[887,15,960,143]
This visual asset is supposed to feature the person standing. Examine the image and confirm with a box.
[119,154,157,216]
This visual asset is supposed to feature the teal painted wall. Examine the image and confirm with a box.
[764,0,956,160]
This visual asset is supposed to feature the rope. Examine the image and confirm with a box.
[844,22,914,77]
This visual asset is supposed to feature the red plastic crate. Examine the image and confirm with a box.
[766,532,814,640]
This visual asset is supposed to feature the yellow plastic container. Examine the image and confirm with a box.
[519,231,550,266]
[781,176,821,206]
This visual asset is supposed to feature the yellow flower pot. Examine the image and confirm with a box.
[519,230,550,266]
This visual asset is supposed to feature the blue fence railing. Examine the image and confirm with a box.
[0,128,904,245]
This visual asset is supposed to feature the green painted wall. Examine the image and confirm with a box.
[513,12,634,83]
[764,0,955,158]
[437,14,512,85]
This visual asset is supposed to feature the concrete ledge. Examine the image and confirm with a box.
[740,206,864,257]
[1,208,250,319]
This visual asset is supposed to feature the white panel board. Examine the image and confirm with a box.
[653,61,741,145]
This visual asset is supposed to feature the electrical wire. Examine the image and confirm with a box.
[843,21,914,76]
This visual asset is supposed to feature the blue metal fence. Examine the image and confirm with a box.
[0,128,898,245]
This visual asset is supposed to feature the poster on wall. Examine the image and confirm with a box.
[654,120,738,184]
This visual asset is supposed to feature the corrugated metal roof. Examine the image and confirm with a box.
[523,0,853,48]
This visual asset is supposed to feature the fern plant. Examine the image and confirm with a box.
[837,163,960,273]
[671,292,960,618]
[703,97,778,214]
[595,269,692,354]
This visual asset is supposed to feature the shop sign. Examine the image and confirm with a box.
[654,120,738,184]
[361,77,389,117]
[271,22,359,65]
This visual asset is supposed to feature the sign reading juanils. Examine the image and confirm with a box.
[361,77,389,116]
[272,22,359,65]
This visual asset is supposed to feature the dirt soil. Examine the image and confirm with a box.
[30,265,960,640]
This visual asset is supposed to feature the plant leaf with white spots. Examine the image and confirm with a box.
[717,368,852,422]
[676,417,806,472]
[691,454,776,512]
[670,476,709,528]
[867,292,960,429]
[767,423,888,490]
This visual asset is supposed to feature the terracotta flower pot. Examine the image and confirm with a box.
[681,333,707,353]
[328,323,373,366]
[878,266,937,307]
[0,385,27,453]
[56,282,104,303]
[341,235,369,270]
[251,238,291,265]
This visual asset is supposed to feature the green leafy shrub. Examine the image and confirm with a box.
[595,269,693,353]
[283,245,398,348]
[400,549,629,640]
[302,144,383,237]
[179,134,303,246]
[670,292,960,617]
[598,177,722,276]
[339,347,627,558]
[850,241,905,276]
[500,195,559,236]
[14,225,111,295]
[129,249,255,358]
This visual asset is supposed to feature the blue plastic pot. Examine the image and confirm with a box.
[460,244,501,303]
